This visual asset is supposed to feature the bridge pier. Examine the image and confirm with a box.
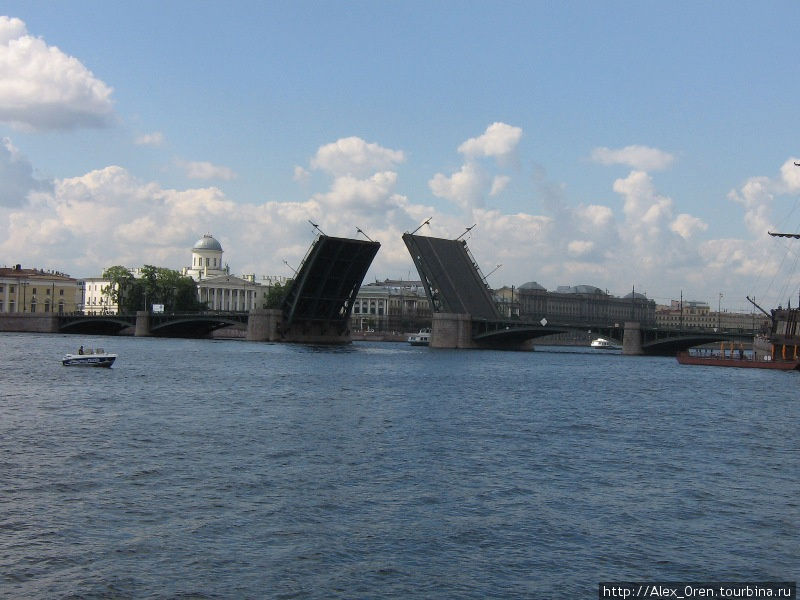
[431,313,476,349]
[246,308,351,343]
[135,311,151,337]
[430,313,534,350]
[246,308,283,342]
[622,321,643,355]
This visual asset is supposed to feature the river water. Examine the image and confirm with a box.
[1,332,797,598]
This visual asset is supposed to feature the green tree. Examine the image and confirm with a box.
[264,280,292,309]
[102,266,135,313]
[138,265,203,312]
[102,265,203,313]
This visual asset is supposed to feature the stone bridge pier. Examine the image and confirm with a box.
[246,309,283,342]
[135,311,151,337]
[622,321,643,355]
[431,313,477,349]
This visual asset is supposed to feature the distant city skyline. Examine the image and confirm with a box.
[2,3,800,312]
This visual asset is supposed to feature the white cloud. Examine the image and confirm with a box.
[490,175,510,196]
[429,162,488,211]
[591,145,675,171]
[0,137,51,206]
[428,124,523,212]
[310,136,405,178]
[779,158,800,193]
[671,213,708,240]
[567,239,595,257]
[613,170,673,227]
[458,122,522,159]
[135,132,165,146]
[6,124,800,310]
[175,159,237,181]
[727,176,773,236]
[293,165,310,183]
[312,171,400,211]
[0,16,114,130]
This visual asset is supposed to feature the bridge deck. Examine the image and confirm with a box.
[403,233,500,321]
[282,235,380,328]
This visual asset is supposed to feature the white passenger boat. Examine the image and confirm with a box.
[590,337,619,349]
[407,328,431,346]
[62,347,117,367]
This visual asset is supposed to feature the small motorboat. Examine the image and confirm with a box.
[62,347,117,367]
[590,337,619,349]
[407,328,431,346]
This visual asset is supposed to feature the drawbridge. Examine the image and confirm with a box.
[402,232,750,353]
[280,234,381,337]
[402,233,500,321]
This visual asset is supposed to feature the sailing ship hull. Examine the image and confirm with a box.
[676,351,800,370]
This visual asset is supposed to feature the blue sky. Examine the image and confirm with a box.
[2,2,800,311]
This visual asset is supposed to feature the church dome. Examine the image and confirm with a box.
[519,281,546,291]
[193,234,222,252]
[624,291,649,300]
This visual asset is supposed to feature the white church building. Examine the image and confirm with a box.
[181,234,284,311]
[80,234,289,314]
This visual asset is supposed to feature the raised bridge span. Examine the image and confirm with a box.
[402,232,752,354]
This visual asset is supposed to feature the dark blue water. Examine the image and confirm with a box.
[1,333,797,599]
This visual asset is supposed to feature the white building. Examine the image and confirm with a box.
[181,234,289,311]
[352,279,431,332]
[81,277,116,314]
[182,233,227,281]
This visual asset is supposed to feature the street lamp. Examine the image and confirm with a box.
[718,292,723,331]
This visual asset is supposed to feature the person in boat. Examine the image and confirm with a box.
[78,345,84,355]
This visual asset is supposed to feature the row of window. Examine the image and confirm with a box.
[194,257,218,267]
[0,301,66,313]
[0,285,65,296]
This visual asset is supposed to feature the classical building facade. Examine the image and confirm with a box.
[0,266,80,314]
[655,299,765,332]
[75,234,289,314]
[352,280,431,332]
[515,282,657,325]
[180,234,288,311]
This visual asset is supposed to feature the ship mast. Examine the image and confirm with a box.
[746,295,771,319]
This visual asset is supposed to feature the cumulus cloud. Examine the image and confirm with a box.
[671,213,708,240]
[779,157,800,193]
[293,165,310,183]
[458,122,522,159]
[311,171,400,211]
[0,137,51,206]
[429,123,523,212]
[727,175,774,236]
[175,159,237,180]
[6,124,800,309]
[135,132,165,146]
[429,162,488,211]
[0,16,114,130]
[591,145,675,171]
[490,175,510,196]
[310,136,405,178]
[613,170,673,227]
[567,239,595,257]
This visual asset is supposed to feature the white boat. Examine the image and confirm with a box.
[590,337,619,349]
[407,328,431,346]
[62,347,117,367]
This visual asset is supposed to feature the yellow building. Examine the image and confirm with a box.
[0,266,80,314]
